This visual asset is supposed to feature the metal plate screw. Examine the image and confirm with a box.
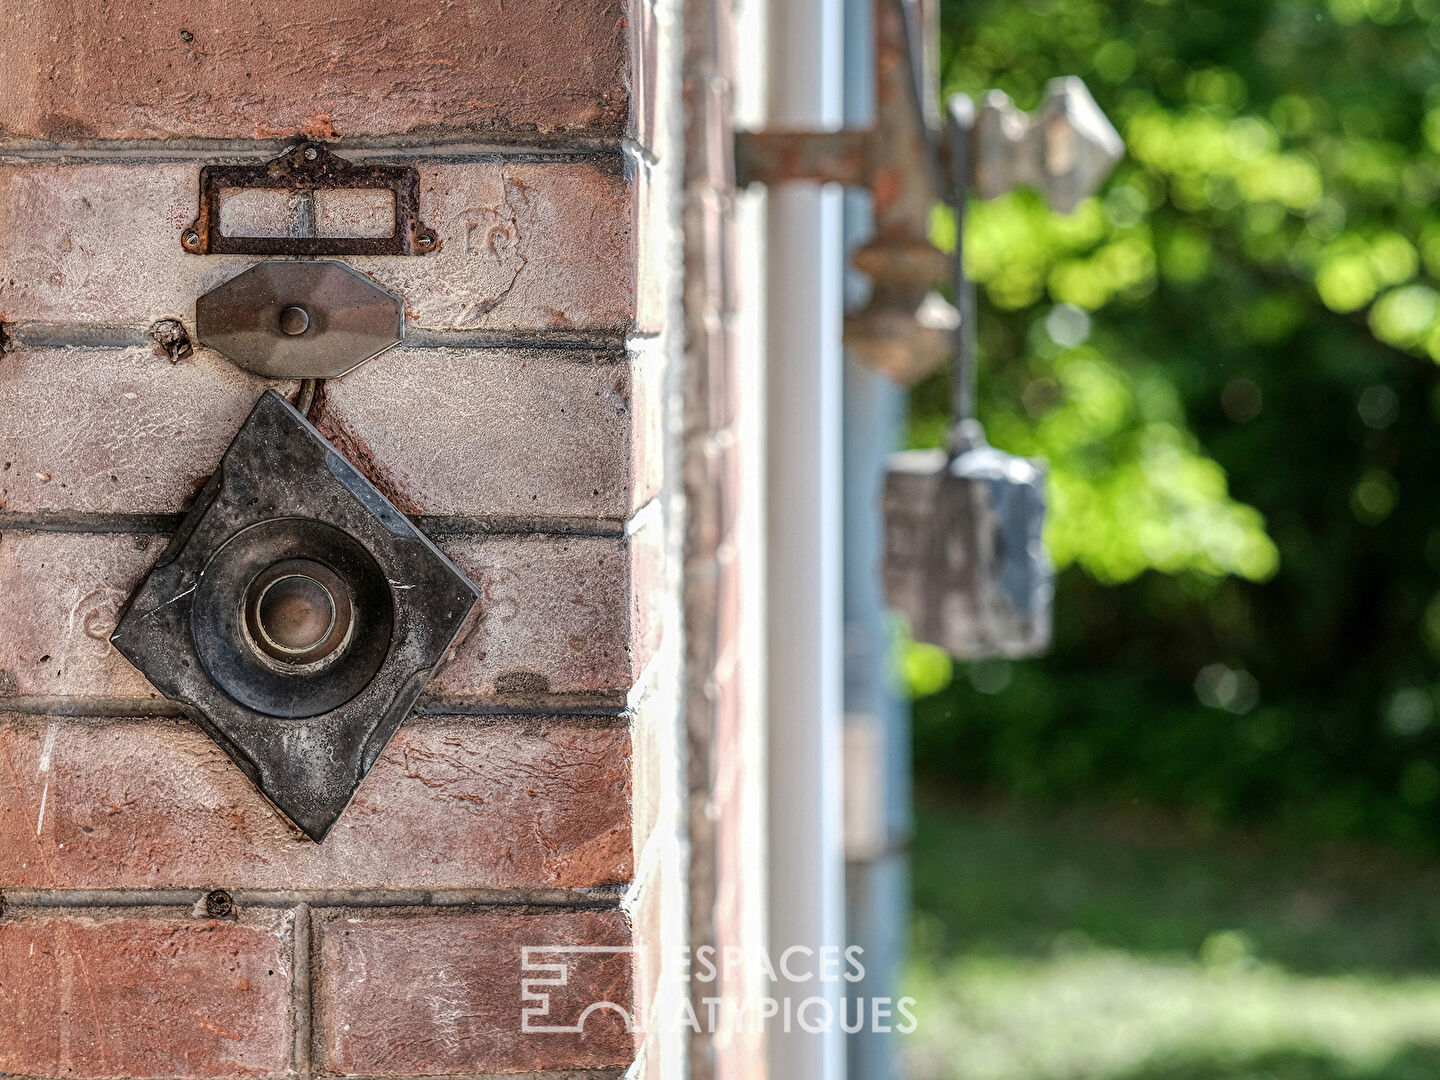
[278,305,310,336]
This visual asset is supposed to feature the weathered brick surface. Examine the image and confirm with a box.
[434,531,656,701]
[0,1,628,142]
[317,348,641,521]
[0,344,651,521]
[0,531,163,705]
[0,4,677,1080]
[634,158,667,335]
[0,715,631,890]
[0,161,635,332]
[629,0,661,155]
[0,529,658,705]
[627,510,668,694]
[630,336,668,513]
[0,346,297,515]
[627,856,667,1039]
[315,909,634,1075]
[629,685,667,859]
[0,913,293,1079]
[682,1,765,1076]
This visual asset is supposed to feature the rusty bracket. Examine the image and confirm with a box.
[182,141,439,257]
[734,0,1122,384]
[738,78,1123,211]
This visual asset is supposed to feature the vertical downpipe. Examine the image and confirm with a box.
[841,4,909,1078]
[765,0,847,1076]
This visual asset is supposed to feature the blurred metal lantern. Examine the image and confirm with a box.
[883,437,1052,660]
[881,85,1118,660]
[733,4,1122,659]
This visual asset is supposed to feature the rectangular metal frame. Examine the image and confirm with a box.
[184,141,437,257]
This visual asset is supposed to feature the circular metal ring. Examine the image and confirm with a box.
[243,559,351,665]
[255,574,336,653]
[191,518,394,719]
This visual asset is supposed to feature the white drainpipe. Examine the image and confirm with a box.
[765,0,847,1076]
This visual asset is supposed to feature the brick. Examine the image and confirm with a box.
[433,533,645,701]
[684,431,740,565]
[0,160,634,332]
[630,686,667,853]
[715,542,742,671]
[0,344,658,522]
[0,913,293,1079]
[627,508,667,686]
[0,715,631,890]
[0,344,659,521]
[634,156,668,335]
[630,334,667,513]
[0,1,628,142]
[630,0,661,154]
[627,856,666,1039]
[0,346,297,516]
[315,909,634,1075]
[0,531,164,706]
[317,348,641,521]
[0,529,654,705]
[627,838,688,1080]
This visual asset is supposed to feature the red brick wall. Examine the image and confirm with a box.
[0,2,681,1076]
[683,1,769,1077]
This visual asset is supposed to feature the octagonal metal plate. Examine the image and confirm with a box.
[111,390,479,841]
[195,260,403,379]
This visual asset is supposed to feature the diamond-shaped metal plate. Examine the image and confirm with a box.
[111,390,479,841]
[195,260,402,379]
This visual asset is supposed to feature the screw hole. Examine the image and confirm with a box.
[203,889,235,919]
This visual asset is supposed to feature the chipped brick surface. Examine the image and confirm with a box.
[0,913,293,1079]
[316,909,635,1075]
[0,530,651,705]
[0,715,631,890]
[0,344,653,521]
[0,346,297,515]
[435,534,640,700]
[0,161,635,332]
[0,0,628,142]
[630,336,667,513]
[316,348,640,521]
[0,531,165,705]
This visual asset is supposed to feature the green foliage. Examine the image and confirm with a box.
[912,0,1440,848]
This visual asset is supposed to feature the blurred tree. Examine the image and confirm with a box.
[911,0,1440,848]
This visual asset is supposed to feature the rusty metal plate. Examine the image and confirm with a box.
[196,260,403,379]
[111,390,480,841]
[183,141,438,257]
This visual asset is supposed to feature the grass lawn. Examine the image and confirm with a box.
[902,793,1440,1080]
